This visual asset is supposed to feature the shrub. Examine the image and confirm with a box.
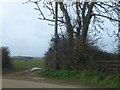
[1,47,13,69]
[45,36,116,71]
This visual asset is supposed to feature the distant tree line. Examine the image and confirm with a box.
[12,56,33,60]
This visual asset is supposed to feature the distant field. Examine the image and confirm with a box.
[13,58,44,71]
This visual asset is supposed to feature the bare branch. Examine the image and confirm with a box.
[43,2,55,15]
[38,17,65,23]
[22,0,30,4]
[59,2,73,29]
[93,14,120,22]
[35,2,45,19]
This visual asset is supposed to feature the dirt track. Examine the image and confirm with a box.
[0,74,2,89]
[2,72,94,88]
[3,79,83,88]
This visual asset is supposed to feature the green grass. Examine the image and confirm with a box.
[13,58,44,71]
[36,69,119,88]
[2,58,44,73]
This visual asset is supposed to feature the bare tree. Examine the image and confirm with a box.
[25,0,119,45]
[25,0,120,69]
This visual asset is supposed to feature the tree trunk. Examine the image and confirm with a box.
[81,2,96,45]
[59,2,73,46]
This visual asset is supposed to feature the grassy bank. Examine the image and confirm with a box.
[36,69,119,88]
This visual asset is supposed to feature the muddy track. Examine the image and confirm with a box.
[2,71,97,88]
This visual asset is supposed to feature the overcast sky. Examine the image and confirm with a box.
[0,1,118,57]
[0,1,55,57]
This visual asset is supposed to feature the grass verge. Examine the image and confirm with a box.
[36,69,119,88]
